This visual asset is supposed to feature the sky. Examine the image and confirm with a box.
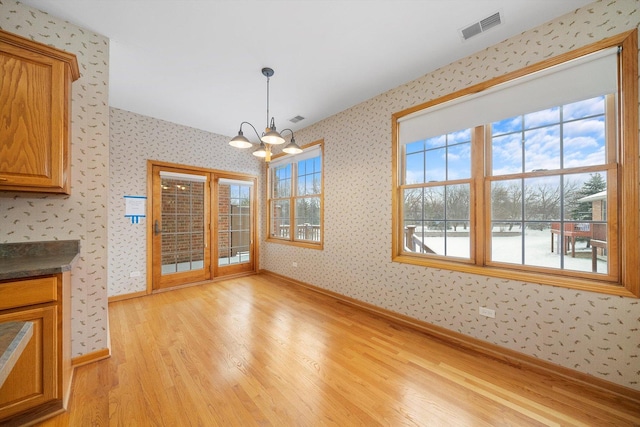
[404,95,608,185]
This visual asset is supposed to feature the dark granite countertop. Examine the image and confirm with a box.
[0,321,33,387]
[0,240,80,281]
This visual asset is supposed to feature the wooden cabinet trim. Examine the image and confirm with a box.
[0,276,57,310]
[0,29,80,79]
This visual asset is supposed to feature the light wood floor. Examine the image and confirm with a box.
[38,274,640,426]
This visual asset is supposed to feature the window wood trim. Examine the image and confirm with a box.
[392,30,639,298]
[266,139,324,250]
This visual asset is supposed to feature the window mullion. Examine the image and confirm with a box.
[290,161,297,242]
[485,164,614,182]
[472,125,486,266]
[604,93,620,279]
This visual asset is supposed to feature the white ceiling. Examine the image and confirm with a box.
[20,0,593,139]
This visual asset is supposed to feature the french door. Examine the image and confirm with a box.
[214,176,255,276]
[150,164,256,291]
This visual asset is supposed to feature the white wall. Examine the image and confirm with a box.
[262,0,640,390]
[0,1,110,357]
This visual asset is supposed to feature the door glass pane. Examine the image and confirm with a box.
[160,177,205,275]
[218,182,251,266]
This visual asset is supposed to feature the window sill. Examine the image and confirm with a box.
[392,253,638,298]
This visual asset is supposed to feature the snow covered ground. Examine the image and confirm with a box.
[418,228,607,275]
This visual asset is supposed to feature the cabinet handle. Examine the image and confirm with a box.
[0,178,7,181]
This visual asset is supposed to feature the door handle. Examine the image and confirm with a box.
[154,220,163,235]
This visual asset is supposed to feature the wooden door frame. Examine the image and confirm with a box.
[146,160,259,294]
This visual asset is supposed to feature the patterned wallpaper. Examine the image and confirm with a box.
[262,0,640,390]
[0,1,110,357]
[109,108,262,296]
[3,0,637,390]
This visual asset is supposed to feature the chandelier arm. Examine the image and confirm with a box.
[239,121,263,142]
[279,128,294,140]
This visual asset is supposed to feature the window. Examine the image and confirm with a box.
[392,31,638,297]
[267,141,323,248]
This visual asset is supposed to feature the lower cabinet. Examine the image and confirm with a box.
[0,306,56,419]
[0,272,70,425]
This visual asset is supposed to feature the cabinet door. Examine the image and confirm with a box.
[0,39,71,193]
[0,306,57,420]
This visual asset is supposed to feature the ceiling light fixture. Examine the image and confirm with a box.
[229,67,302,162]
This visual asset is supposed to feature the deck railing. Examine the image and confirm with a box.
[274,224,321,241]
[404,225,435,254]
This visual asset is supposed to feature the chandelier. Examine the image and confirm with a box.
[229,67,302,162]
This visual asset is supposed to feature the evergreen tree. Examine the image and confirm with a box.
[570,173,606,220]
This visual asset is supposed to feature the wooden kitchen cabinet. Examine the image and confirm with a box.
[0,273,71,425]
[0,29,80,194]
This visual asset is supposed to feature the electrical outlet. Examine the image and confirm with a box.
[292,262,298,267]
[129,271,141,278]
[479,306,496,318]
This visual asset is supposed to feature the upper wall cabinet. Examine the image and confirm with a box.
[0,29,80,194]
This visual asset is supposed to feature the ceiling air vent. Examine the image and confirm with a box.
[460,11,502,41]
[289,115,305,123]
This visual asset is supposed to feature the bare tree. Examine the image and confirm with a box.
[525,182,561,222]
[446,184,470,231]
[403,188,424,224]
[492,182,522,230]
[424,187,445,229]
